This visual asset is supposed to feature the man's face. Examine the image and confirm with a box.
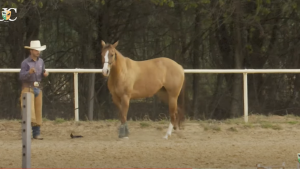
[30,49,40,58]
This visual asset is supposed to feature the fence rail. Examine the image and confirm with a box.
[1,68,300,122]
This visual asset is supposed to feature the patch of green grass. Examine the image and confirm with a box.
[105,119,118,122]
[251,114,268,123]
[202,124,221,131]
[158,120,167,124]
[206,119,216,123]
[287,121,298,125]
[156,126,163,131]
[211,125,221,131]
[203,125,209,131]
[140,122,151,128]
[74,121,82,126]
[260,122,273,129]
[54,118,65,123]
[272,124,282,130]
[227,127,238,132]
[42,117,49,122]
[260,122,282,130]
[243,123,253,129]
[285,114,298,119]
[224,118,242,125]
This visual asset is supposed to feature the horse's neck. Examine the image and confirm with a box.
[111,50,127,78]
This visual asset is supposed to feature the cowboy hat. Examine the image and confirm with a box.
[24,40,46,51]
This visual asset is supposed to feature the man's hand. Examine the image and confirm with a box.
[29,68,35,74]
[43,71,49,77]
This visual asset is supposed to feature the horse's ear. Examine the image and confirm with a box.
[112,41,119,48]
[101,40,106,48]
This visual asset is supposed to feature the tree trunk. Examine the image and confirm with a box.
[88,63,95,120]
[192,5,201,120]
[96,0,113,120]
[230,0,244,117]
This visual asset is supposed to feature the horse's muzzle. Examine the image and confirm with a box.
[102,68,110,76]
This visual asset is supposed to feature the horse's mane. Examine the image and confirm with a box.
[103,44,125,59]
[102,44,113,50]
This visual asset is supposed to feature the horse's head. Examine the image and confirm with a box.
[101,40,119,76]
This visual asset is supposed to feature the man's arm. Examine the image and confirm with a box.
[19,61,32,81]
[42,60,49,77]
[42,61,45,75]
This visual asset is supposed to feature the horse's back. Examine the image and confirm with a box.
[135,57,184,90]
[125,57,184,99]
[134,57,184,74]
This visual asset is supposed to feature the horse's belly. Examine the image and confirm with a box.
[130,85,160,99]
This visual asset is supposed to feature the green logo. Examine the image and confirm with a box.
[0,8,17,22]
[298,153,300,163]
[2,10,6,20]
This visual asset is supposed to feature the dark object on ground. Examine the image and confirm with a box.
[70,133,83,139]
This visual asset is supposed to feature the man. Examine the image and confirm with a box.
[19,40,49,140]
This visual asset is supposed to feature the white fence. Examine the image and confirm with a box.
[2,68,300,123]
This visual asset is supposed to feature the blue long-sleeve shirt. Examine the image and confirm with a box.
[19,56,45,82]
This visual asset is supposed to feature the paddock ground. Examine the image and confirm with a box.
[0,114,300,169]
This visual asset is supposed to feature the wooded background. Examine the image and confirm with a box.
[1,0,300,121]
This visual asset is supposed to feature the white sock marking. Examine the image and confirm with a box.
[163,123,173,139]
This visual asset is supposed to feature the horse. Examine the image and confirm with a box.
[100,40,185,139]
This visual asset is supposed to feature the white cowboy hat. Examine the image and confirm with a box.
[24,40,46,51]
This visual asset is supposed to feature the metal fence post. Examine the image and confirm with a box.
[243,72,248,123]
[22,92,31,168]
[74,72,79,121]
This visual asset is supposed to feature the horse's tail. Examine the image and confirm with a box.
[177,76,186,129]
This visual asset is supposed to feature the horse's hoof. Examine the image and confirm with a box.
[119,137,129,140]
[163,135,170,139]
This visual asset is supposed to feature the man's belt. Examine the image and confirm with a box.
[22,81,42,88]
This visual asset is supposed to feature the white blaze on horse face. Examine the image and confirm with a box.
[102,50,110,76]
[163,123,173,139]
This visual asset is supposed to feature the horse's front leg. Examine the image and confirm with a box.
[118,95,130,139]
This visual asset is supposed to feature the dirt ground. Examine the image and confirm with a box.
[0,114,300,169]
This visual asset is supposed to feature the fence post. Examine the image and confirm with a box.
[243,72,248,123]
[74,72,79,121]
[22,92,31,168]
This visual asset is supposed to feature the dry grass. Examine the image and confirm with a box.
[227,127,238,132]
[201,123,221,131]
[260,122,282,130]
[1,114,299,132]
[1,114,300,168]
[140,122,151,128]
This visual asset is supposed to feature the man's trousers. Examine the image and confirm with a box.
[20,87,43,126]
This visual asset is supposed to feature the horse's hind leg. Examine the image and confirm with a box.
[156,89,179,139]
[163,96,178,139]
[155,88,169,104]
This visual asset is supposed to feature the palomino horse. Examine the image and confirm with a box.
[101,40,185,139]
